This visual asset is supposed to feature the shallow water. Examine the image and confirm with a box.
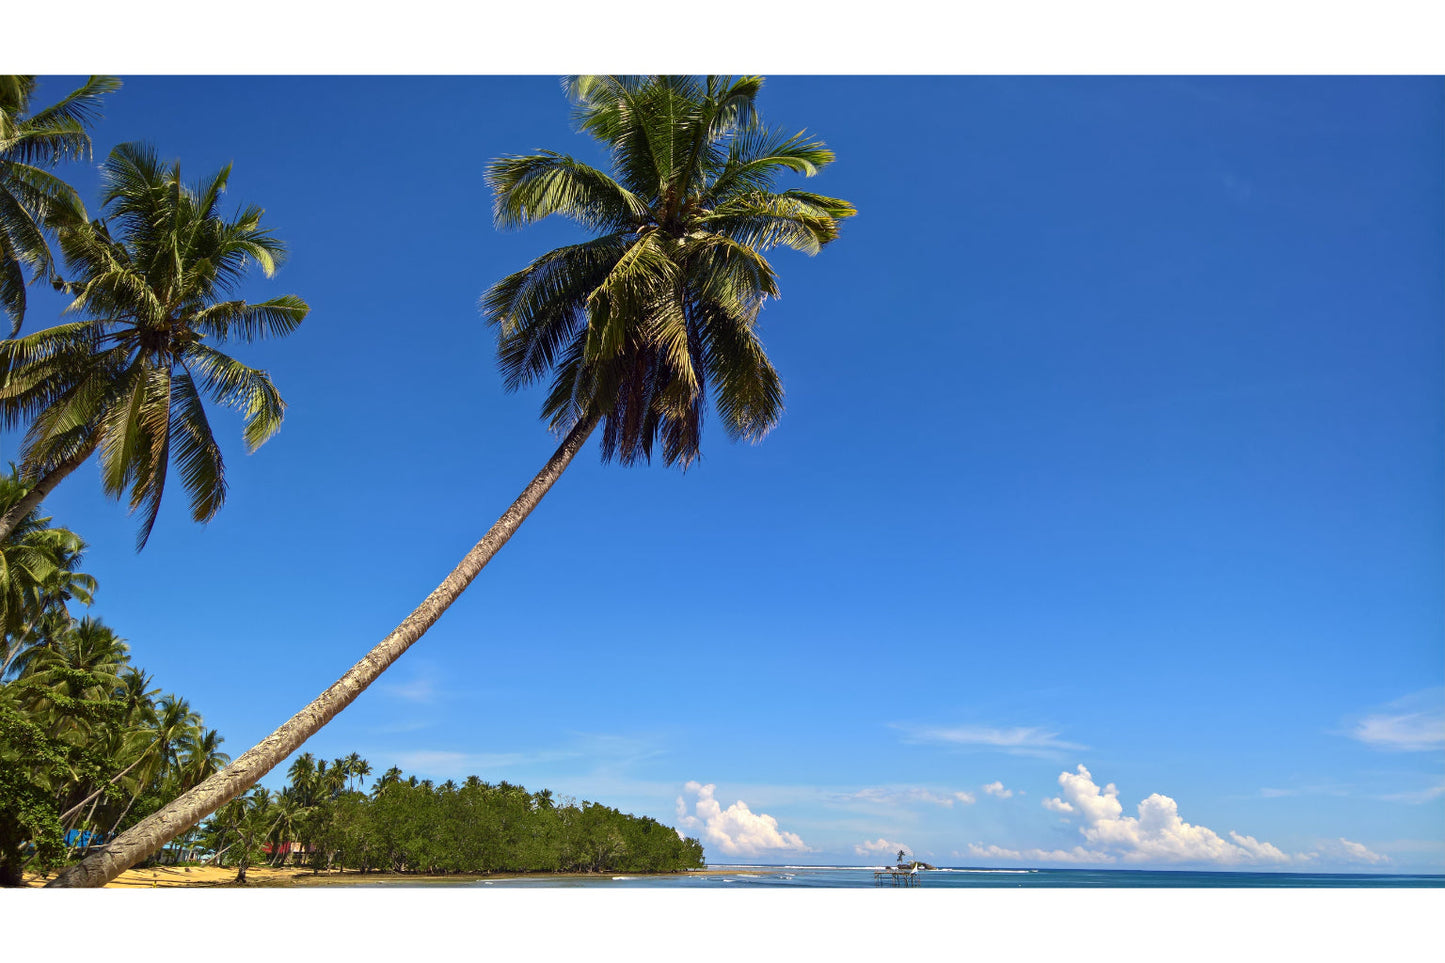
[341,864,1444,888]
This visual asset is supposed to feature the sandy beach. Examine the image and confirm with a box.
[20,865,740,888]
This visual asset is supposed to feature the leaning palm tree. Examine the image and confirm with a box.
[0,141,308,547]
[50,74,853,887]
[0,75,120,333]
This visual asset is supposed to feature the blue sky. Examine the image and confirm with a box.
[11,75,1443,873]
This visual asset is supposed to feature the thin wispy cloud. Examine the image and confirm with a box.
[962,843,1112,865]
[840,787,976,808]
[893,723,1087,756]
[375,670,441,704]
[1375,782,1445,805]
[388,747,581,774]
[385,730,665,782]
[1253,783,1352,800]
[1346,689,1445,752]
[367,719,435,736]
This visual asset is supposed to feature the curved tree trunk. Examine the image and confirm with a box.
[48,416,599,887]
[0,441,97,543]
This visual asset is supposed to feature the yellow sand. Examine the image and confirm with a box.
[22,864,314,888]
[21,864,734,888]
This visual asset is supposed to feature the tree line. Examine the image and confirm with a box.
[201,752,704,882]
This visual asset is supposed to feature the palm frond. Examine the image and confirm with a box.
[183,343,286,451]
[488,152,648,232]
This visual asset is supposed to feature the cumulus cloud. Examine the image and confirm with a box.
[895,723,1086,755]
[846,787,976,808]
[856,838,910,858]
[983,781,1014,799]
[674,781,810,857]
[1348,690,1445,752]
[963,843,1113,865]
[1044,764,1292,865]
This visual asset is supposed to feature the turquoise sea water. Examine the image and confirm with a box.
[345,865,1445,888]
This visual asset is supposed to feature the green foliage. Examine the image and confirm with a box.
[0,469,94,659]
[0,674,119,884]
[0,515,226,886]
[0,76,120,334]
[0,142,308,549]
[484,74,855,468]
[226,758,705,877]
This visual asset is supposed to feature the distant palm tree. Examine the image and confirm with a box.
[178,727,229,790]
[0,142,308,548]
[267,793,305,867]
[351,757,371,793]
[0,472,94,666]
[374,766,403,795]
[0,75,120,333]
[18,615,128,703]
[51,75,853,888]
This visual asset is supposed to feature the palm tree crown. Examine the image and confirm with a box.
[0,76,120,333]
[0,142,309,548]
[484,75,854,467]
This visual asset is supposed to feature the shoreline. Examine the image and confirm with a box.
[21,865,736,889]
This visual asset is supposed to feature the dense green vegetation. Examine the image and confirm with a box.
[0,473,230,886]
[198,753,704,882]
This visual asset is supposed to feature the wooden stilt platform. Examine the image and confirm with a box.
[873,868,923,887]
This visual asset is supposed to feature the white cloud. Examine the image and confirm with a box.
[855,838,910,858]
[1045,764,1292,865]
[895,723,1086,755]
[674,781,810,857]
[962,843,1113,865]
[983,781,1014,799]
[1349,690,1445,752]
[845,787,976,808]
[1312,832,1387,861]
[1228,832,1290,863]
[1376,782,1445,804]
[1042,796,1073,813]
[1334,838,1390,865]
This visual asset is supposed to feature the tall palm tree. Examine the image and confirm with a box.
[0,75,120,333]
[0,141,308,548]
[50,75,853,887]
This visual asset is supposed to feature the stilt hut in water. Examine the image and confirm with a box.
[873,848,934,887]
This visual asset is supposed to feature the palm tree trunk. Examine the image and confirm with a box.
[48,415,599,888]
[56,748,150,823]
[0,441,97,543]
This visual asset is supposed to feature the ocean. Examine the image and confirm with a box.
[343,864,1445,888]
